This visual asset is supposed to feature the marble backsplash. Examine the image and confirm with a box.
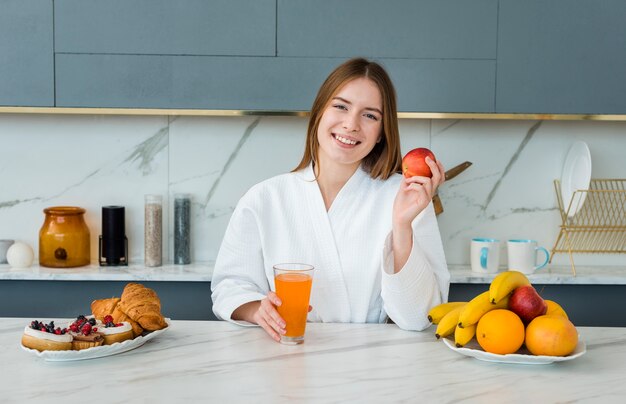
[0,114,624,268]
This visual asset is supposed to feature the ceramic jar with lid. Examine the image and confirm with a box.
[39,206,90,268]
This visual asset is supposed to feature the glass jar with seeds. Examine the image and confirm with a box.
[144,194,163,267]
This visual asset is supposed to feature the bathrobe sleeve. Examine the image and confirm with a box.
[211,189,268,326]
[380,202,450,331]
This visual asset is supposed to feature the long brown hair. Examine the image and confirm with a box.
[293,58,402,180]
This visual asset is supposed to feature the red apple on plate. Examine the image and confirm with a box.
[508,285,548,324]
[402,148,436,178]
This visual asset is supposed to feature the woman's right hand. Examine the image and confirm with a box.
[232,293,313,342]
[252,292,287,342]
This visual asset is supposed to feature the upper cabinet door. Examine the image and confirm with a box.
[54,0,276,56]
[277,0,497,59]
[0,0,54,107]
[497,0,626,114]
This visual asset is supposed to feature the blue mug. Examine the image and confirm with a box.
[471,238,500,273]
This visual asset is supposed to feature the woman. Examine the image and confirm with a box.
[211,58,449,341]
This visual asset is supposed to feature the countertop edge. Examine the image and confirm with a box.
[1,263,625,284]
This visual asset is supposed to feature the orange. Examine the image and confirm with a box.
[545,300,568,319]
[476,309,525,355]
[525,315,578,356]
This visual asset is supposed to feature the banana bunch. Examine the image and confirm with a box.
[427,302,466,324]
[458,291,510,329]
[434,304,466,339]
[454,323,476,347]
[427,271,535,347]
[488,271,530,304]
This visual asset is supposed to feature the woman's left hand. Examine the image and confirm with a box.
[393,157,445,227]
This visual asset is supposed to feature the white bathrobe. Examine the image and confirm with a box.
[211,164,450,331]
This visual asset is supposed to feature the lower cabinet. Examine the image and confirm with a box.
[2,280,622,327]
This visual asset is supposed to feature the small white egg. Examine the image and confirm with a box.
[6,242,35,268]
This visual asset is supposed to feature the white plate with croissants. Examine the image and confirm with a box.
[21,283,170,361]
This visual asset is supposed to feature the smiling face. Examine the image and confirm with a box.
[316,77,383,174]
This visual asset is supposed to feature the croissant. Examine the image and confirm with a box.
[118,283,167,331]
[91,297,120,319]
[111,304,144,337]
[91,297,144,337]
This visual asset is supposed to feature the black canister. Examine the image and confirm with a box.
[99,206,128,266]
[174,194,191,265]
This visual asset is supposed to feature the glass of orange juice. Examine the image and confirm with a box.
[273,263,314,345]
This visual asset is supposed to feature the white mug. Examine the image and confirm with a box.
[507,239,550,274]
[471,238,500,274]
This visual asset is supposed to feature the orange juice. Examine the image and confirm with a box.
[275,272,313,340]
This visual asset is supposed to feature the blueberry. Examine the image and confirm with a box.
[88,318,96,326]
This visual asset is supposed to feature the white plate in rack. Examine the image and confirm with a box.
[561,141,592,218]
[21,318,170,361]
[442,338,586,365]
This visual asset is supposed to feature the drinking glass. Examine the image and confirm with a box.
[273,263,314,345]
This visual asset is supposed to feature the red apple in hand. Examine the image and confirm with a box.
[402,148,436,178]
[508,285,548,324]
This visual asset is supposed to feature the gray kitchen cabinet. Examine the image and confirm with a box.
[383,58,495,113]
[497,0,626,114]
[54,0,275,56]
[0,280,216,321]
[0,0,54,107]
[277,0,498,59]
[54,0,497,112]
[2,0,625,115]
[55,54,496,112]
[55,55,337,110]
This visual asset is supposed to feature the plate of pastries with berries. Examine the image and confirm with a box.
[21,283,170,361]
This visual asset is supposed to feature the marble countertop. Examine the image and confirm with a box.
[0,262,214,282]
[3,318,626,402]
[447,264,626,285]
[1,262,625,285]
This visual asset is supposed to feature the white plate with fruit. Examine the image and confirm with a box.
[429,271,586,365]
[442,337,586,365]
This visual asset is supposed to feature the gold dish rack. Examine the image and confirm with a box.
[550,179,626,275]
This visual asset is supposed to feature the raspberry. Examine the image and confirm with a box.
[69,324,79,332]
[92,327,98,332]
[54,328,62,335]
[103,315,114,324]
[81,323,92,336]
